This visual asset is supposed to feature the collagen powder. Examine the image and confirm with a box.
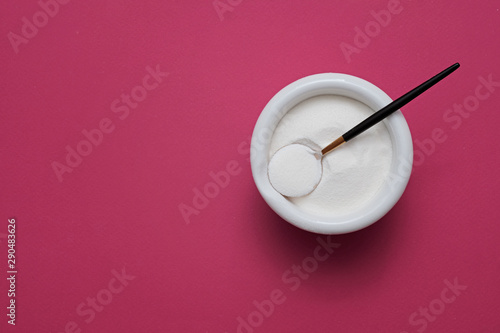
[268,143,322,197]
[269,95,393,217]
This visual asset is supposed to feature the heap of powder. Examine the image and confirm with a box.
[268,144,322,197]
[269,95,393,217]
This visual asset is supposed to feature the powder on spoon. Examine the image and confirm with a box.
[268,143,322,197]
[269,95,393,217]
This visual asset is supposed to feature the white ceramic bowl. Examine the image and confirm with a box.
[250,73,413,234]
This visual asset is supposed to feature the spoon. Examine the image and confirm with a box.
[268,63,460,197]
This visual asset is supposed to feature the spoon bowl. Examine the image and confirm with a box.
[268,143,323,197]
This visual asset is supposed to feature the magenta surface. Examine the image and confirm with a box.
[1,1,499,332]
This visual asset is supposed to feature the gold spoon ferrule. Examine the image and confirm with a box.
[321,136,345,156]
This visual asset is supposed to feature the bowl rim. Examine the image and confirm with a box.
[250,73,413,234]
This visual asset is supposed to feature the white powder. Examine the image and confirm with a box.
[269,95,393,217]
[268,144,322,197]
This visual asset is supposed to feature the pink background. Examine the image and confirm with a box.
[1,1,499,332]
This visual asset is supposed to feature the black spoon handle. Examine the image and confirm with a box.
[343,63,460,142]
